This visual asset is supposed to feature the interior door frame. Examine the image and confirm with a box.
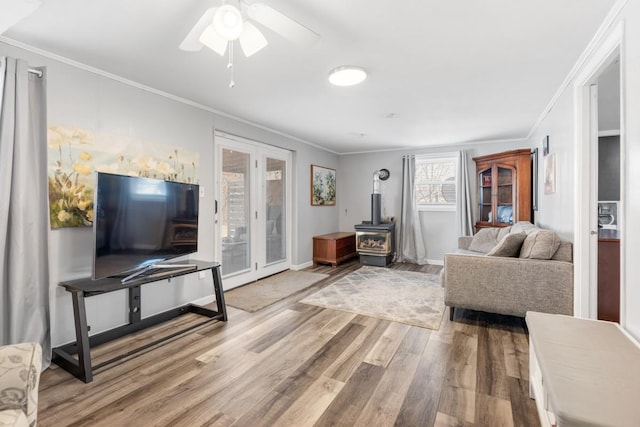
[213,130,292,289]
[573,21,625,321]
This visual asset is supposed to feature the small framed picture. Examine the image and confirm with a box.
[544,153,556,194]
[542,135,550,156]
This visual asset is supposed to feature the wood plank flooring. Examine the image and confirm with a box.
[37,260,539,426]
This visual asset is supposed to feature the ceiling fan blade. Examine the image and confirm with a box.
[238,21,268,57]
[247,2,319,46]
[179,8,216,51]
[199,25,228,56]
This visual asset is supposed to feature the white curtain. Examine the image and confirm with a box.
[0,57,51,364]
[456,150,474,236]
[399,155,427,264]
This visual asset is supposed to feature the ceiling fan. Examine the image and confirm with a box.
[180,0,319,87]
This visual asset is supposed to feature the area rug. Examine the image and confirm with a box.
[225,270,329,312]
[300,266,444,330]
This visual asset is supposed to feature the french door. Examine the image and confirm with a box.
[214,132,292,289]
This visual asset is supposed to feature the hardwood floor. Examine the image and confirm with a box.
[38,260,539,426]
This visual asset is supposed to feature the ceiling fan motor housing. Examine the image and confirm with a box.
[213,3,244,40]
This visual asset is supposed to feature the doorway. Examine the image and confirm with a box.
[214,132,292,289]
[595,59,621,322]
[573,22,624,322]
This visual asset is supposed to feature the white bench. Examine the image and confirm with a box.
[526,312,640,427]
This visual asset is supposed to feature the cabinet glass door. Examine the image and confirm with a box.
[479,168,492,222]
[496,166,516,225]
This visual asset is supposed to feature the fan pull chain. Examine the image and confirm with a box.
[227,41,236,88]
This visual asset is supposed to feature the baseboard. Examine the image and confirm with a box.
[427,259,444,266]
[291,261,313,271]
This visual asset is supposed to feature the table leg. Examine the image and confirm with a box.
[71,290,93,383]
[129,286,142,324]
[212,266,228,321]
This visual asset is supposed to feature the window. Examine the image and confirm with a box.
[415,155,458,211]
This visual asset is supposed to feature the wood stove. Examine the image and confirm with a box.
[354,168,395,267]
[354,222,395,267]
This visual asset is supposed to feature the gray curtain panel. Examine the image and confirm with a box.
[456,150,474,236]
[399,155,427,264]
[0,57,51,365]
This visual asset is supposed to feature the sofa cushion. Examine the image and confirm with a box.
[453,248,485,256]
[468,228,501,253]
[520,230,561,259]
[511,221,539,235]
[497,226,512,240]
[487,231,527,257]
[552,241,573,263]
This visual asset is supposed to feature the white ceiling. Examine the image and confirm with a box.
[1,0,617,154]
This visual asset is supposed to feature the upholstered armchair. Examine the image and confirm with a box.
[0,343,42,427]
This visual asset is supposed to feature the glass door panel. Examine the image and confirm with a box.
[215,133,292,288]
[221,148,251,276]
[479,168,492,222]
[265,157,286,265]
[496,166,515,224]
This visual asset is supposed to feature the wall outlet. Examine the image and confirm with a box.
[198,271,206,279]
[199,187,205,197]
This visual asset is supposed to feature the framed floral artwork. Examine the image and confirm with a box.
[47,125,199,228]
[310,164,336,206]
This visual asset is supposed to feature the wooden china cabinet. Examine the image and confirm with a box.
[474,149,532,232]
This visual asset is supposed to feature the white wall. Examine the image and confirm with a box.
[598,60,621,132]
[623,0,640,338]
[338,140,530,262]
[0,42,338,346]
[527,90,576,240]
[526,0,640,339]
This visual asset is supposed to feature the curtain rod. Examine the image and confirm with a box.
[28,68,43,77]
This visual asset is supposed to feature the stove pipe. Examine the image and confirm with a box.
[371,169,389,225]
[371,193,382,225]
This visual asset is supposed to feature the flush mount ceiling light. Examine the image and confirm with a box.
[328,66,367,86]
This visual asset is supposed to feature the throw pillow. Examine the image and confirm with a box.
[519,230,562,259]
[468,227,501,253]
[486,232,527,257]
[497,226,512,241]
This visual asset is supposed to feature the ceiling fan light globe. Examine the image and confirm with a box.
[328,66,367,86]
[199,24,228,55]
[239,21,268,57]
[222,10,239,27]
[213,4,243,40]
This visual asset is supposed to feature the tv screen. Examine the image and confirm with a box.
[92,172,199,280]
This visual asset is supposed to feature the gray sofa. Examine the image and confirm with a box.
[443,222,573,319]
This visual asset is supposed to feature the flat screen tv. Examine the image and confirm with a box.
[92,172,199,281]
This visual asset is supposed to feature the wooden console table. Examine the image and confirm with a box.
[313,232,357,267]
[52,260,227,383]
